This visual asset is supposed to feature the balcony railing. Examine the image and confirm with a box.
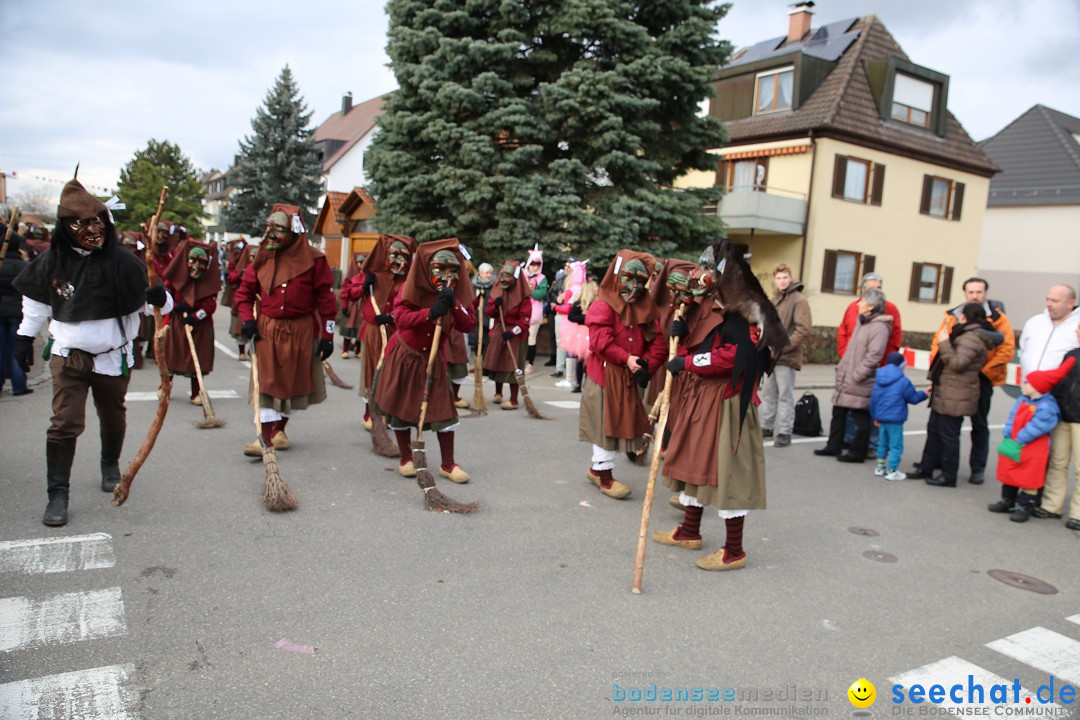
[715,185,807,235]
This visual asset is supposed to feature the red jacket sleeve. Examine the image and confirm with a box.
[314,258,338,341]
[194,294,216,320]
[686,341,737,379]
[837,302,857,358]
[450,299,476,334]
[227,270,241,286]
[235,263,258,323]
[886,301,903,358]
[587,301,629,367]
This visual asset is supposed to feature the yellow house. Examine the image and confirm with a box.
[685,4,998,339]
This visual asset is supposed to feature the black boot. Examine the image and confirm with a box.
[100,431,124,493]
[1010,492,1037,523]
[988,485,1019,513]
[44,439,76,527]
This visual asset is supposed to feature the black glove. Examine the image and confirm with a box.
[502,330,514,341]
[670,317,688,340]
[146,284,167,308]
[318,339,334,361]
[429,290,455,320]
[437,287,455,304]
[493,296,503,311]
[375,313,394,326]
[241,319,259,340]
[182,314,197,327]
[15,335,33,372]
[633,367,651,388]
[668,356,686,376]
[173,300,192,315]
[429,301,450,320]
[362,274,375,294]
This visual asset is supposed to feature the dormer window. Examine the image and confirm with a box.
[891,73,934,128]
[754,67,794,114]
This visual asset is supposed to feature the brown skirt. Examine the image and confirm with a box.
[578,375,645,453]
[229,309,244,341]
[359,322,384,398]
[254,314,319,401]
[661,379,766,510]
[162,320,214,377]
[371,340,457,431]
[345,299,364,332]
[484,333,525,383]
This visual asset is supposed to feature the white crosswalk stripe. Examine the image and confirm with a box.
[0,587,127,653]
[889,656,1058,709]
[0,534,115,575]
[0,664,138,720]
[987,627,1080,685]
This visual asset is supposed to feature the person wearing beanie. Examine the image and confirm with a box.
[868,352,929,480]
[989,358,1068,522]
[12,177,173,526]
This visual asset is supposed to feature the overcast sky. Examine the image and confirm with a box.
[2,0,1078,203]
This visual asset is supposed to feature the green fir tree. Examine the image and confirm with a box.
[115,139,205,233]
[367,0,730,263]
[225,65,323,236]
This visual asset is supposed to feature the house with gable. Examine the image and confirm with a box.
[682,2,998,344]
[977,105,1080,323]
[313,92,386,205]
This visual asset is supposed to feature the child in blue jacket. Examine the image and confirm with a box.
[869,353,929,480]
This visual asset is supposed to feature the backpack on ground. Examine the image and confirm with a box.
[793,392,822,437]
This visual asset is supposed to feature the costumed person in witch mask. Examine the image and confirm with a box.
[235,204,338,456]
[221,237,247,359]
[371,239,476,482]
[227,242,259,361]
[653,238,788,571]
[483,260,531,410]
[23,224,51,260]
[160,239,221,404]
[579,250,667,499]
[444,256,475,409]
[344,234,416,431]
[13,178,173,527]
[339,252,367,358]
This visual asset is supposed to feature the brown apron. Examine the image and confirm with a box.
[603,362,650,440]
[256,314,315,400]
[372,340,456,429]
[162,320,214,376]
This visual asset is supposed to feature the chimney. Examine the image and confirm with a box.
[787,1,814,43]
[342,92,353,115]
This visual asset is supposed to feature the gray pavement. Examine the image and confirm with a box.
[1,311,1079,719]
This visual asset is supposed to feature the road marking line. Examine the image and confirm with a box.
[766,425,1005,447]
[215,340,251,368]
[545,400,581,409]
[125,389,239,401]
[0,588,127,653]
[987,627,1080,685]
[0,534,115,575]
[890,656,1056,708]
[1068,614,1080,627]
[0,664,137,720]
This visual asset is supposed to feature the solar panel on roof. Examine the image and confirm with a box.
[723,17,860,69]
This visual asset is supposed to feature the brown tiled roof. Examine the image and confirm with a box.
[313,94,387,172]
[339,186,376,217]
[326,191,349,222]
[723,15,998,177]
[312,191,350,236]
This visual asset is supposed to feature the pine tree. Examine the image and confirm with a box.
[225,65,323,236]
[115,139,205,233]
[366,0,730,263]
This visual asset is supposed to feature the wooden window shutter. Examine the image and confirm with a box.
[716,160,730,189]
[862,254,876,275]
[909,263,923,301]
[919,175,933,215]
[951,182,965,221]
[832,156,847,198]
[822,250,838,293]
[939,266,953,304]
[870,164,886,206]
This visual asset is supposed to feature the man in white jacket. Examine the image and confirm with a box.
[1019,285,1079,382]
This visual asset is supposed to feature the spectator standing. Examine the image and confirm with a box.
[927,278,1015,484]
[0,234,32,396]
[915,303,1003,488]
[1036,324,1080,529]
[549,259,572,378]
[869,352,928,480]
[1018,284,1079,382]
[523,247,548,374]
[814,287,892,463]
[836,272,902,360]
[759,263,811,448]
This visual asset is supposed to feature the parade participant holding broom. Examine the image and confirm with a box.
[579,250,667,499]
[161,238,220,405]
[652,238,786,571]
[484,261,531,410]
[222,237,248,360]
[339,252,366,358]
[371,238,475,483]
[347,234,416,431]
[235,203,337,456]
[13,178,172,526]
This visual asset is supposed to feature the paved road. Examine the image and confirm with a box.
[1,310,1078,719]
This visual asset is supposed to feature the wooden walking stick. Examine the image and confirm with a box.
[471,296,488,413]
[632,305,686,594]
[250,332,298,512]
[498,306,548,420]
[366,295,398,457]
[412,320,479,513]
[114,187,170,507]
[0,206,20,274]
[183,322,225,428]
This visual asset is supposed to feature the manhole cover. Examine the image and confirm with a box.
[987,569,1058,594]
[849,527,879,537]
[863,550,897,563]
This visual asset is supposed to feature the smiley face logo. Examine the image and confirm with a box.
[848,678,876,708]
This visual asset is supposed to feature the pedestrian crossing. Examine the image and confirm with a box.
[0,533,138,719]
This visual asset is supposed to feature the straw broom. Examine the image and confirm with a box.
[471,297,488,413]
[413,320,479,513]
[183,322,225,428]
[322,360,353,389]
[631,306,685,594]
[249,338,298,512]
[366,295,398,457]
[498,306,548,420]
